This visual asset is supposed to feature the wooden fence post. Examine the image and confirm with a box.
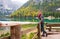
[10,26,15,39]
[37,23,41,39]
[10,25,21,39]
[49,26,51,31]
[15,25,21,39]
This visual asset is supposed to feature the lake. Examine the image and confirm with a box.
[0,17,60,23]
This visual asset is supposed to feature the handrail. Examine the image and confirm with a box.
[46,23,60,31]
[0,22,21,39]
[0,21,41,39]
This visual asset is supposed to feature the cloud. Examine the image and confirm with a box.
[11,0,29,3]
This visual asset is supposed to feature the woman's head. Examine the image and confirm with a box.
[38,10,42,14]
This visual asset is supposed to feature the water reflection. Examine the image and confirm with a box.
[0,17,60,23]
[0,18,11,21]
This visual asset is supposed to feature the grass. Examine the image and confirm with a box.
[29,33,35,39]
[21,24,37,39]
[21,32,36,39]
[22,34,27,39]
[21,24,37,30]
[21,24,37,28]
[0,32,10,38]
[21,23,47,30]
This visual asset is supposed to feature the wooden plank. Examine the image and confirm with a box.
[10,26,15,39]
[15,25,21,39]
[10,25,21,39]
[0,22,21,39]
[0,21,37,25]
[47,24,60,27]
[0,21,37,27]
[0,23,20,27]
[42,33,60,39]
[37,23,41,39]
[46,24,60,31]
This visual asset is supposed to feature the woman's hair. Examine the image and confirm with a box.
[38,10,42,14]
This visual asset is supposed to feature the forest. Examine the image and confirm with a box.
[10,0,60,18]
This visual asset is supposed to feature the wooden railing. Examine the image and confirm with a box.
[46,23,60,31]
[37,23,41,39]
[0,22,41,39]
[0,21,38,39]
[0,22,60,39]
[0,22,21,39]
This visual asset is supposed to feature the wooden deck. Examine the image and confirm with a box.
[42,34,60,39]
[42,31,60,39]
[42,23,60,39]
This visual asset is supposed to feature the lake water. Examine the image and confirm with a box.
[0,17,60,23]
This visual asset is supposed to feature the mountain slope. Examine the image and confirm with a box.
[10,0,60,17]
[0,0,23,16]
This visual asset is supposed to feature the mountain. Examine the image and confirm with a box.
[10,0,60,17]
[11,0,41,16]
[1,0,23,11]
[0,0,24,16]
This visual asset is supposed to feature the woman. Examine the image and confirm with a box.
[38,10,47,37]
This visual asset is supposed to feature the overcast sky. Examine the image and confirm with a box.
[10,0,29,10]
[11,0,29,4]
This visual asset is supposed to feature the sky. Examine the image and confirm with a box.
[11,0,29,3]
[10,0,29,10]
